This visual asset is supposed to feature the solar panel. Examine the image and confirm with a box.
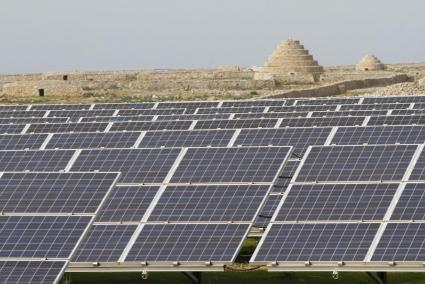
[0,110,46,118]
[254,194,282,228]
[222,100,285,107]
[252,223,379,262]
[170,146,291,183]
[110,120,192,132]
[45,132,141,149]
[0,172,119,214]
[391,109,425,116]
[372,223,425,261]
[311,110,388,117]
[48,110,115,121]
[0,261,66,284]
[234,127,331,157]
[197,107,266,114]
[368,115,425,126]
[70,148,181,183]
[363,95,425,104]
[269,105,337,112]
[408,150,425,181]
[278,116,365,127]
[194,118,278,130]
[0,105,28,111]
[0,215,91,258]
[96,185,159,222]
[80,115,154,123]
[0,134,48,150]
[275,183,397,221]
[31,104,92,110]
[332,126,425,145]
[26,122,108,134]
[118,108,186,116]
[155,113,232,121]
[413,103,425,110]
[234,112,309,119]
[156,101,219,109]
[0,124,26,134]
[296,98,360,106]
[0,149,75,171]
[93,103,155,110]
[391,183,425,220]
[295,145,417,183]
[148,184,270,222]
[72,225,137,262]
[340,103,411,111]
[125,223,250,262]
[272,160,300,193]
[0,117,69,124]
[139,129,234,148]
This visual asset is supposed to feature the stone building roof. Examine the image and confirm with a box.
[356,54,385,71]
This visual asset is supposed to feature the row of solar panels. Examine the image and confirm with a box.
[2,94,425,112]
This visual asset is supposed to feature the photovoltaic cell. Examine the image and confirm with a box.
[275,183,397,221]
[363,95,425,104]
[372,223,425,261]
[0,134,48,150]
[269,105,337,112]
[234,112,309,119]
[391,109,425,116]
[93,103,155,110]
[222,100,285,107]
[332,126,425,145]
[0,172,119,214]
[234,127,331,157]
[272,160,300,193]
[149,184,270,222]
[48,110,115,121]
[0,124,26,134]
[126,223,250,262]
[194,119,278,130]
[391,183,425,220]
[118,108,186,116]
[80,115,154,123]
[253,223,379,262]
[295,145,417,183]
[156,102,219,109]
[254,194,282,228]
[170,146,291,183]
[72,225,137,262]
[139,129,234,148]
[0,105,28,111]
[408,151,425,181]
[110,120,192,132]
[0,117,69,124]
[155,114,231,121]
[71,148,180,183]
[368,115,425,126]
[96,186,159,222]
[31,104,92,110]
[46,132,141,149]
[26,122,108,134]
[0,110,46,118]
[311,110,388,117]
[0,261,66,284]
[278,116,365,128]
[0,215,91,258]
[0,149,75,172]
[197,107,266,114]
[296,98,360,106]
[340,103,411,111]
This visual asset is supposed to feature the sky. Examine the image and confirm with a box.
[0,0,424,73]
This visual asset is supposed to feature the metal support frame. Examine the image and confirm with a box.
[366,272,387,284]
[183,272,202,284]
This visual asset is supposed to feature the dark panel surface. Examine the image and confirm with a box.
[0,261,66,284]
[46,132,141,149]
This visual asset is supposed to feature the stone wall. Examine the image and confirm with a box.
[2,80,83,98]
[268,74,410,98]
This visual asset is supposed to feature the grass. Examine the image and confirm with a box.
[64,271,425,284]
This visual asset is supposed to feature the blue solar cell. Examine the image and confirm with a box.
[0,261,66,284]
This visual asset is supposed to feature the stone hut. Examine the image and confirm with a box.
[254,38,324,83]
[2,80,83,98]
[356,54,385,71]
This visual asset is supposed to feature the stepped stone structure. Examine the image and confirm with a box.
[254,38,324,83]
[356,54,385,71]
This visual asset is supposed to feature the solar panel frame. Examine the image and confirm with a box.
[0,117,69,124]
[0,133,48,150]
[233,112,309,119]
[368,115,425,126]
[194,118,278,130]
[0,110,47,118]
[110,120,193,132]
[26,122,109,134]
[93,103,155,110]
[340,103,411,111]
[0,260,67,284]
[0,124,27,134]
[117,108,187,116]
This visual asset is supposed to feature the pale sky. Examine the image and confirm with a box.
[0,0,424,73]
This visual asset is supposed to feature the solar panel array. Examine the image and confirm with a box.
[3,94,425,280]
